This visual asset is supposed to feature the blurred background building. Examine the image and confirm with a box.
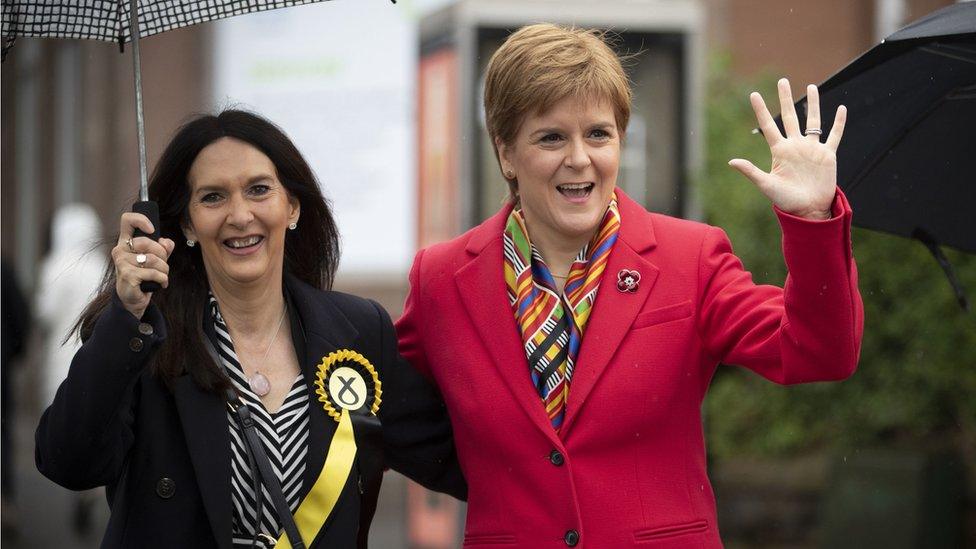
[2,0,971,547]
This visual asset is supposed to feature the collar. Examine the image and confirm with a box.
[201,274,357,374]
[281,272,358,351]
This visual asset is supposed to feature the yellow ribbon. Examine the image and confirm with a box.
[275,408,357,548]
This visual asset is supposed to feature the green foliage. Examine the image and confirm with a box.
[698,59,976,459]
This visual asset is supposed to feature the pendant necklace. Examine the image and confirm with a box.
[248,305,287,397]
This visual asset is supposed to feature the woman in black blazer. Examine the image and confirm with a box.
[35,110,465,548]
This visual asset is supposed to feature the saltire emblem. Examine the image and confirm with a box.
[314,349,382,423]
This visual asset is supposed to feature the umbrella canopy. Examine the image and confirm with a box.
[773,3,976,310]
[791,2,976,254]
[2,0,379,294]
[2,0,353,201]
[2,0,323,53]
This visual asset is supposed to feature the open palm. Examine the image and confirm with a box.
[730,78,847,220]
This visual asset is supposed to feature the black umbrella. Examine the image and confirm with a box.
[782,3,976,309]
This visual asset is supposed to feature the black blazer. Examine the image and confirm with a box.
[36,274,466,548]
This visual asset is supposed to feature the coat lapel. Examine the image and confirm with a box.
[454,208,562,446]
[284,276,358,498]
[561,191,659,434]
[299,333,337,496]
[173,375,232,549]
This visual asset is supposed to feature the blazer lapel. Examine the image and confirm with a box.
[284,276,358,497]
[173,375,232,549]
[454,211,562,446]
[561,191,659,434]
[299,329,340,492]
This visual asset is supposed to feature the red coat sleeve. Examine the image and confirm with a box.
[696,191,864,384]
[395,248,432,379]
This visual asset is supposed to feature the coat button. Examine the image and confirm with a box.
[138,322,154,336]
[156,477,176,499]
[128,337,144,352]
[564,529,580,546]
[549,450,565,466]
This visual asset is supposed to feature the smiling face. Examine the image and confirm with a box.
[496,95,620,251]
[183,137,299,289]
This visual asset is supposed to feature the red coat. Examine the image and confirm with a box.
[396,189,863,548]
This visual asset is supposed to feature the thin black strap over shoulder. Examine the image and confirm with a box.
[226,390,306,549]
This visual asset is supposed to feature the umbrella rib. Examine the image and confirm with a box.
[918,44,976,65]
[947,83,976,100]
[913,228,971,311]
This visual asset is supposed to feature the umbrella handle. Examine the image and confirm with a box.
[132,200,162,293]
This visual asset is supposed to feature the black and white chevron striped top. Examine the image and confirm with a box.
[208,297,310,549]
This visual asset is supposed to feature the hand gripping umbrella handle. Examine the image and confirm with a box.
[132,200,162,293]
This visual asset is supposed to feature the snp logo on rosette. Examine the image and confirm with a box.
[314,349,382,422]
[282,349,382,548]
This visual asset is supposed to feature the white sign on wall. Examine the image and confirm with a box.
[210,0,417,276]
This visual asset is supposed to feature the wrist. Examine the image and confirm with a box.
[114,291,148,320]
[126,306,147,320]
[798,208,832,220]
[782,201,833,220]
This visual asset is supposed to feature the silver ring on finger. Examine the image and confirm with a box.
[135,253,148,267]
[125,238,135,252]
[804,128,823,136]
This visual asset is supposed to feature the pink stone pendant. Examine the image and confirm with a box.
[249,372,271,397]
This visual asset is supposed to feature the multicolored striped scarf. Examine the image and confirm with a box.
[503,194,621,432]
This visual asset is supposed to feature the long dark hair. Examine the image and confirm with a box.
[75,110,341,393]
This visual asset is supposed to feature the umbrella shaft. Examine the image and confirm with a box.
[129,0,148,201]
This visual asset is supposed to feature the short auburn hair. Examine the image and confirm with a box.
[483,23,632,195]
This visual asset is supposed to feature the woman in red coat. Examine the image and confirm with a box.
[396,23,863,548]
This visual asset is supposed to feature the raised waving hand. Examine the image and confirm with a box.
[729,78,847,220]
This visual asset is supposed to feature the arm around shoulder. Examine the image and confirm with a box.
[372,298,466,500]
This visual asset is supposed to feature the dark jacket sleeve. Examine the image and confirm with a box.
[371,300,467,501]
[35,294,166,490]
